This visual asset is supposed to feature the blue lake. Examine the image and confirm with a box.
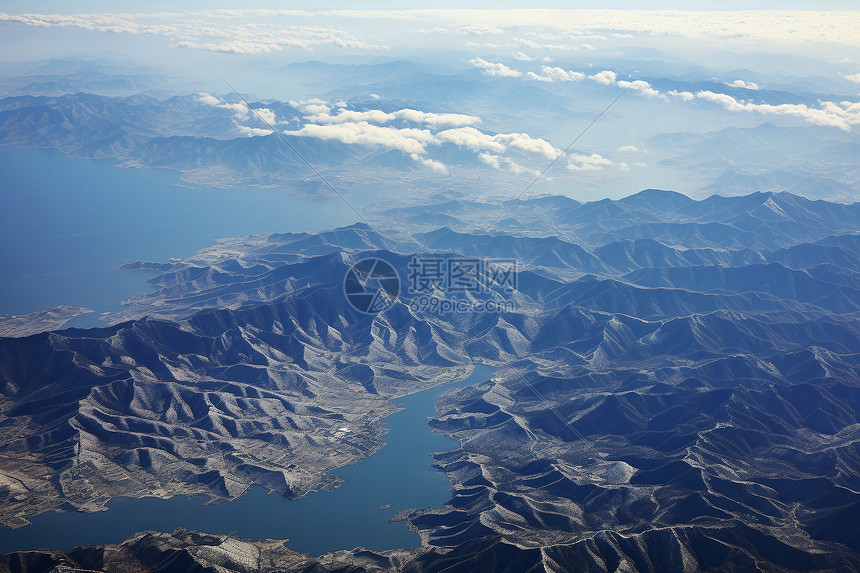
[0,146,378,327]
[0,364,494,556]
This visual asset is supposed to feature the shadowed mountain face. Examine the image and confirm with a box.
[1,190,859,571]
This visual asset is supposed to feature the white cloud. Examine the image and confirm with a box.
[175,40,284,55]
[236,125,274,137]
[478,152,538,176]
[496,132,559,159]
[308,109,393,124]
[727,79,760,90]
[525,72,551,83]
[617,79,662,98]
[0,12,388,53]
[668,90,695,102]
[198,92,281,135]
[283,122,435,154]
[276,120,558,177]
[474,57,860,132]
[302,103,330,115]
[469,57,522,78]
[526,66,585,83]
[616,145,639,152]
[424,26,448,33]
[478,152,501,169]
[219,102,249,118]
[436,127,559,159]
[456,24,504,36]
[436,126,506,154]
[289,98,331,115]
[410,153,449,174]
[511,36,596,51]
[841,73,860,83]
[512,37,541,49]
[196,93,221,106]
[462,51,860,133]
[590,70,617,85]
[275,101,561,172]
[315,10,860,47]
[5,10,860,52]
[567,152,612,171]
[503,159,540,175]
[514,52,534,61]
[695,90,860,131]
[253,108,277,125]
[567,33,606,41]
[306,108,480,128]
[394,108,481,127]
[197,93,250,119]
[0,12,153,34]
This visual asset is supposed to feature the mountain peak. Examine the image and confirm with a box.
[617,189,694,211]
[334,222,373,231]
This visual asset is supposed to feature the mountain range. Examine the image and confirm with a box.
[1,189,859,571]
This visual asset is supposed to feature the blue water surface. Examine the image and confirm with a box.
[0,364,494,556]
[0,146,370,327]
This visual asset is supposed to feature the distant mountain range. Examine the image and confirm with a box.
[0,91,527,189]
[3,79,859,203]
[381,188,860,251]
[650,122,860,201]
[0,58,180,98]
[1,189,859,571]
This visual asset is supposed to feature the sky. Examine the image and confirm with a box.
[0,1,858,201]
[3,8,860,55]
[2,1,860,11]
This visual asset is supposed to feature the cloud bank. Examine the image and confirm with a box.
[468,59,860,131]
[469,57,522,78]
[269,98,572,175]
[0,11,388,54]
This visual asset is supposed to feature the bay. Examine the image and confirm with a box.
[0,146,371,327]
